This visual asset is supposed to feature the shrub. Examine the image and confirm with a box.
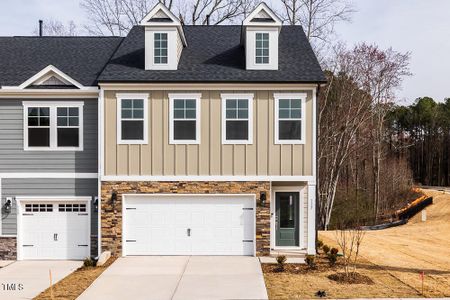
[317,239,324,249]
[328,253,338,266]
[276,255,287,271]
[305,255,316,269]
[83,257,96,267]
[322,245,330,254]
[330,247,339,255]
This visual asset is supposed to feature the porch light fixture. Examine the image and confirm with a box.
[93,197,99,212]
[260,192,267,207]
[3,198,12,214]
[110,191,117,206]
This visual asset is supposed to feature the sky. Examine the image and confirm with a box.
[0,0,449,104]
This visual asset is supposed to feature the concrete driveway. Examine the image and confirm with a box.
[78,256,268,300]
[0,260,82,299]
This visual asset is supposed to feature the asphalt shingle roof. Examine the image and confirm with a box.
[0,36,123,87]
[98,25,326,83]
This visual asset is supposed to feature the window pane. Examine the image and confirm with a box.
[279,100,290,109]
[185,100,196,109]
[57,117,67,126]
[122,109,132,118]
[174,120,196,140]
[160,57,168,64]
[28,108,38,116]
[133,109,144,119]
[279,120,301,140]
[174,110,184,119]
[28,117,39,126]
[185,109,196,119]
[40,108,49,116]
[40,117,50,126]
[57,107,68,116]
[28,128,50,147]
[122,120,144,140]
[226,120,248,140]
[279,109,290,118]
[155,57,161,64]
[256,57,262,64]
[226,109,237,119]
[291,99,301,109]
[238,100,248,109]
[262,57,269,64]
[291,109,301,118]
[133,100,143,108]
[57,128,79,147]
[174,100,184,109]
[69,107,79,116]
[238,110,248,119]
[226,100,236,109]
[69,117,79,126]
[122,100,132,109]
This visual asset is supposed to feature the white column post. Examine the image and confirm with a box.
[307,182,316,255]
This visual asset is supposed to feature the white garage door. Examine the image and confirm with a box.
[20,201,90,260]
[123,195,255,256]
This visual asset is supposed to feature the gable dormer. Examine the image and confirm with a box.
[242,3,282,70]
[140,3,187,70]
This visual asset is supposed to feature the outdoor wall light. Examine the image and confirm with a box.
[260,192,267,207]
[3,198,12,214]
[110,191,117,206]
[93,197,99,212]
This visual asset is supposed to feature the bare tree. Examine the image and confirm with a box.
[335,226,365,277]
[318,43,410,230]
[33,19,78,36]
[81,0,255,36]
[279,0,355,50]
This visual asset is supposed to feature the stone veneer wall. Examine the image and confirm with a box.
[101,181,271,256]
[0,237,17,260]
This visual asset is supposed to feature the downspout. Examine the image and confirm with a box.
[315,83,321,254]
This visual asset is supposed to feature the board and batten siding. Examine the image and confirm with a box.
[104,89,314,176]
[0,99,97,173]
[1,178,98,236]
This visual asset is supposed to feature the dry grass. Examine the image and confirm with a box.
[320,189,450,298]
[34,257,116,300]
[262,254,421,299]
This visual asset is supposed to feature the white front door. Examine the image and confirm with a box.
[20,201,90,260]
[123,195,255,256]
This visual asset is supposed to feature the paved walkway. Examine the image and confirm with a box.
[78,256,268,300]
[0,260,81,299]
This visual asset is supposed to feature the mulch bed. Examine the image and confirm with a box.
[262,255,339,274]
[34,257,117,300]
[328,272,375,284]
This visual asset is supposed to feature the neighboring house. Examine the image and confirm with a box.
[0,2,325,260]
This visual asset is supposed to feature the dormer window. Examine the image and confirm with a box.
[154,33,168,64]
[255,33,269,64]
[242,3,282,70]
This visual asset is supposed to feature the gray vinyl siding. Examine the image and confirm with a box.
[1,178,98,236]
[0,99,97,173]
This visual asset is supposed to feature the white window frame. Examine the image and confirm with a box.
[117,93,149,145]
[23,101,84,151]
[169,93,201,145]
[153,32,169,65]
[274,93,306,145]
[221,93,254,144]
[255,32,269,65]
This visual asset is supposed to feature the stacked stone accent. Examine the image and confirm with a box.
[101,181,271,256]
[0,237,17,260]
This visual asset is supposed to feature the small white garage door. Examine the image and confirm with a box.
[20,201,90,260]
[123,195,255,256]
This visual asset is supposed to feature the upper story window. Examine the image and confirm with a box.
[23,102,83,151]
[221,94,253,144]
[255,33,269,64]
[169,94,201,144]
[154,33,168,64]
[274,93,306,144]
[117,94,149,144]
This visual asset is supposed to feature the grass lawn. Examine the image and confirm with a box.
[262,254,422,299]
[34,257,116,300]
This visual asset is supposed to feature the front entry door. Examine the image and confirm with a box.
[275,192,299,247]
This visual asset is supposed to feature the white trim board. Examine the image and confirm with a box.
[0,173,98,179]
[102,175,314,182]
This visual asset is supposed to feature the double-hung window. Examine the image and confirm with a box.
[169,94,201,144]
[154,33,168,64]
[274,93,306,144]
[24,102,83,150]
[117,94,149,144]
[221,94,253,144]
[255,33,269,64]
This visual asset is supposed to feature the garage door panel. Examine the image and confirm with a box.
[124,195,255,256]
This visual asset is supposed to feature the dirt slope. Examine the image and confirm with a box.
[320,189,450,298]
